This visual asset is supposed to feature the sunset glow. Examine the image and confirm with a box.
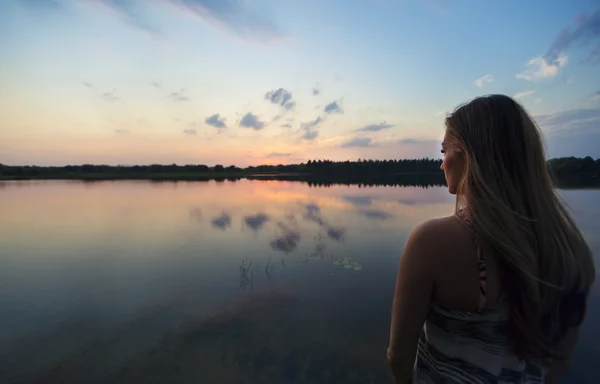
[1,0,599,166]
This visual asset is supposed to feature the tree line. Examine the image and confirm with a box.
[0,157,599,184]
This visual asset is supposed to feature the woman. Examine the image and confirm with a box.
[387,94,595,383]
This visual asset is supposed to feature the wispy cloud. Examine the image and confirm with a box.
[168,88,190,102]
[356,122,395,132]
[183,128,197,135]
[537,107,600,158]
[341,137,373,148]
[324,100,343,114]
[264,88,295,110]
[535,107,600,135]
[240,112,265,130]
[514,90,535,99]
[83,82,93,88]
[545,9,600,66]
[301,116,322,140]
[96,0,162,37]
[205,113,226,129]
[280,123,292,128]
[398,138,438,145]
[516,54,568,81]
[99,89,119,102]
[582,42,600,65]
[474,74,494,88]
[54,0,285,42]
[312,84,321,96]
[17,0,64,11]
[164,0,285,42]
[266,152,291,158]
[115,129,129,134]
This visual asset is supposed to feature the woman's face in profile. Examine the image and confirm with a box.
[440,130,464,195]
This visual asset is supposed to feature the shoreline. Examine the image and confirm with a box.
[0,172,447,181]
[1,173,598,189]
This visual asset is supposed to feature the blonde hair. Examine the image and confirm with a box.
[445,94,595,361]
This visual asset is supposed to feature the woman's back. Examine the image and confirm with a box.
[413,211,546,383]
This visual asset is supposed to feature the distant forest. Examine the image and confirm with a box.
[0,156,599,187]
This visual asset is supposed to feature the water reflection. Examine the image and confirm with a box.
[360,210,394,220]
[342,196,375,206]
[270,223,302,253]
[243,213,270,231]
[211,212,232,230]
[188,208,202,223]
[0,180,597,383]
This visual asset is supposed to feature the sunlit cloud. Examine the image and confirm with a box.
[514,90,535,99]
[516,54,568,81]
[474,74,494,88]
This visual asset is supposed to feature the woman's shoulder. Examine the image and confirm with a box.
[405,214,478,273]
[409,214,468,245]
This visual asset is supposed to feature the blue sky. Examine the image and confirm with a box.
[1,0,599,166]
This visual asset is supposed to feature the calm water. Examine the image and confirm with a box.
[0,180,598,383]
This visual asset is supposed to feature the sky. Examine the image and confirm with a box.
[1,0,599,166]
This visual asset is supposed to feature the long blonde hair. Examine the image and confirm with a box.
[445,94,595,361]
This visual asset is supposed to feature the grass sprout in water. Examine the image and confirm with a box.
[239,258,258,290]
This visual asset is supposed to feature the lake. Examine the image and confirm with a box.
[0,180,598,383]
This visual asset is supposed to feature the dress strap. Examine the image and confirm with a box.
[455,209,488,312]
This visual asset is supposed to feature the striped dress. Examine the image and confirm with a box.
[412,211,548,383]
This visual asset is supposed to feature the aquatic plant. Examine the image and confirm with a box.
[239,258,258,290]
[332,257,362,271]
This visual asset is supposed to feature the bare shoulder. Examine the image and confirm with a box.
[407,215,466,248]
[403,215,473,275]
